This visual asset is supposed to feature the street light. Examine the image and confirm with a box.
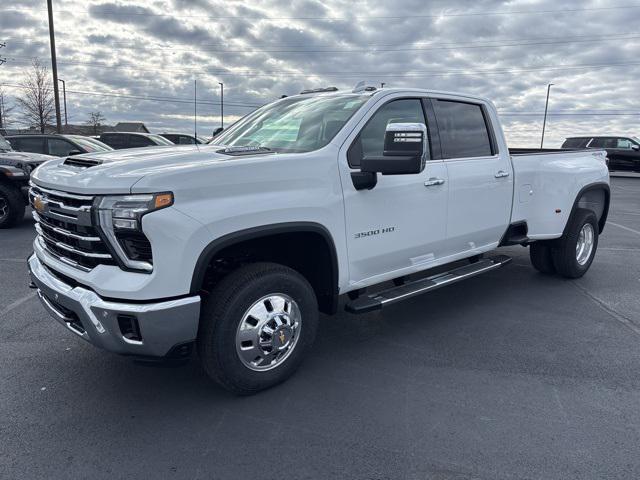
[47,0,62,133]
[219,82,224,129]
[58,78,67,127]
[540,83,554,149]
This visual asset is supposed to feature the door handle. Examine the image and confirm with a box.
[424,178,445,187]
[494,170,510,178]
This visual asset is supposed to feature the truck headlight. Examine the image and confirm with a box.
[96,193,173,272]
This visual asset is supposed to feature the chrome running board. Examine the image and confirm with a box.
[345,255,512,314]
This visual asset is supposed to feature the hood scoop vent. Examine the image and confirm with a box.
[63,157,104,168]
[217,146,275,156]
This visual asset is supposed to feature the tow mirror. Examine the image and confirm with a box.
[360,123,428,175]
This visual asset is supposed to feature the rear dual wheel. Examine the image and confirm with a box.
[530,208,598,279]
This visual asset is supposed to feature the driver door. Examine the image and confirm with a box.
[339,97,449,287]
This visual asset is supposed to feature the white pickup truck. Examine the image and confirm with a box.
[28,86,610,394]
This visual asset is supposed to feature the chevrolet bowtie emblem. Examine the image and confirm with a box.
[33,195,46,214]
[279,330,286,344]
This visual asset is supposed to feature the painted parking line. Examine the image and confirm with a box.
[608,221,640,237]
[0,292,37,317]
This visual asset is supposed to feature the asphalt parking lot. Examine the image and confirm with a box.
[1,175,639,480]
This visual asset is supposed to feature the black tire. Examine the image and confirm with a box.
[551,209,599,279]
[0,182,26,229]
[529,242,556,274]
[197,262,318,395]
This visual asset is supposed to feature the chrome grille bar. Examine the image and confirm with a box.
[30,184,118,271]
[36,236,92,272]
[33,211,101,242]
[35,224,112,259]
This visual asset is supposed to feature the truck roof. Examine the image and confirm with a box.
[292,87,494,106]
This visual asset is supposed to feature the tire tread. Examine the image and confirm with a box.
[0,182,25,229]
[197,262,318,395]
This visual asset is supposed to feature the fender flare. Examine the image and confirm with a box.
[563,182,610,235]
[189,222,340,308]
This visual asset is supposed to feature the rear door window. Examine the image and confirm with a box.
[590,137,617,148]
[128,135,154,147]
[47,138,78,156]
[100,134,126,148]
[433,100,493,159]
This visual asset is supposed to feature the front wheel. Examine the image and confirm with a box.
[551,209,599,279]
[197,262,318,395]
[0,183,26,229]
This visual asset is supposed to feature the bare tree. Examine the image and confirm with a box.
[86,111,107,135]
[15,59,55,133]
[0,87,15,130]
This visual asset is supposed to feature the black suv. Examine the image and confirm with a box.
[160,133,205,145]
[0,134,55,228]
[98,132,174,149]
[562,136,640,172]
[6,134,113,157]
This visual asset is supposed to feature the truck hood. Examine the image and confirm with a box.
[29,145,272,194]
[0,150,56,165]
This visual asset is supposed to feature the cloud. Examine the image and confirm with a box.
[1,0,639,144]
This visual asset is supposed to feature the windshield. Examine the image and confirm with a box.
[149,134,174,145]
[0,134,12,152]
[212,94,371,153]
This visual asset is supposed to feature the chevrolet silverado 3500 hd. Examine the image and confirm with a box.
[27,87,610,394]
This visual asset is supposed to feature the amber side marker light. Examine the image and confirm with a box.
[155,193,174,209]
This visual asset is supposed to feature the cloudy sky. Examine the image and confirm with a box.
[1,0,639,146]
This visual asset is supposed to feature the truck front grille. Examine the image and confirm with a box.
[29,185,116,271]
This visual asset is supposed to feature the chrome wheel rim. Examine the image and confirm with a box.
[576,223,595,266]
[236,294,301,371]
[0,195,8,221]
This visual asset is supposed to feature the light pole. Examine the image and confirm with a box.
[47,0,62,133]
[58,78,67,126]
[194,79,197,139]
[219,82,224,129]
[540,83,554,149]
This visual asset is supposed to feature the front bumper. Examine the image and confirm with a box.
[28,253,201,357]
